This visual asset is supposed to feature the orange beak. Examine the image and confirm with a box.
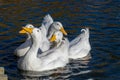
[60,27,67,35]
[19,27,33,34]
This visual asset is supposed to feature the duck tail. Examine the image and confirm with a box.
[42,14,54,31]
[81,27,90,39]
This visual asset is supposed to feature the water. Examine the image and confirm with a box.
[0,0,120,80]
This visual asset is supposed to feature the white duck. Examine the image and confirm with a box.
[69,28,91,59]
[14,24,50,57]
[14,24,33,57]
[18,27,69,71]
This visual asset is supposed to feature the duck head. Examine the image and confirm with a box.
[51,22,67,35]
[19,27,43,41]
[19,24,34,34]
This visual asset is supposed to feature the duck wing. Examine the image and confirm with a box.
[70,28,90,47]
[42,14,54,33]
[69,28,91,58]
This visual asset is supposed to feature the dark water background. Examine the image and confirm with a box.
[0,0,120,80]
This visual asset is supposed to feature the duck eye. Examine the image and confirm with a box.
[37,30,39,32]
[28,26,32,28]
[62,38,65,40]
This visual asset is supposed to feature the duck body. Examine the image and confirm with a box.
[69,28,91,59]
[39,24,50,52]
[18,28,69,72]
[14,36,31,57]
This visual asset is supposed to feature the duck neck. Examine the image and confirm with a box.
[26,33,31,40]
[55,40,62,48]
[26,37,41,58]
[32,38,40,51]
